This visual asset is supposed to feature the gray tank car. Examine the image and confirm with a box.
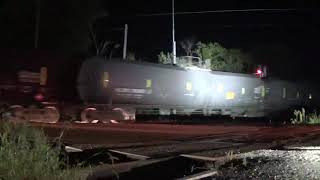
[77,57,315,121]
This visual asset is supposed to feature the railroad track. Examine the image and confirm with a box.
[30,122,320,179]
[69,132,320,179]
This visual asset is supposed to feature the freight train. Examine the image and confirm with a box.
[77,57,317,122]
[1,55,318,123]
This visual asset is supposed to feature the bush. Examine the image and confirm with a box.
[290,108,306,125]
[290,108,320,125]
[158,51,173,64]
[308,111,320,124]
[194,42,253,73]
[0,122,79,180]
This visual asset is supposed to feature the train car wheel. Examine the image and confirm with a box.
[112,108,130,120]
[8,105,25,122]
[43,106,60,123]
[80,107,97,123]
[26,106,60,123]
[112,107,136,122]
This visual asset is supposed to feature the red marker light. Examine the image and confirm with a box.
[34,93,44,101]
[256,69,262,75]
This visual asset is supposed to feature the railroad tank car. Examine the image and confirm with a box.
[77,57,317,120]
[3,53,317,123]
[0,50,82,123]
[263,79,317,115]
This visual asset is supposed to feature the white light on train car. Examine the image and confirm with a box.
[186,82,193,91]
[241,88,246,95]
[102,72,109,88]
[225,92,236,100]
[217,84,224,92]
[146,79,152,88]
[309,94,312,99]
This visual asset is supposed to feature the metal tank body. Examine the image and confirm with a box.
[77,57,269,117]
[262,79,316,115]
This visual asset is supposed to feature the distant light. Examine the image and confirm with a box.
[104,80,109,82]
[256,69,262,75]
[34,93,44,101]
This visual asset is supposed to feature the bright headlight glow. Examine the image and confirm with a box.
[217,84,224,92]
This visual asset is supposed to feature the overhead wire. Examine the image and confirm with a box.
[136,8,299,17]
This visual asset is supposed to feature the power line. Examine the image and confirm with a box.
[137,8,298,17]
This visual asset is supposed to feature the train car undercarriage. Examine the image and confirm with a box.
[2,102,266,124]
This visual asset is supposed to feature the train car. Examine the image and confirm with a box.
[4,54,317,123]
[263,79,316,116]
[0,50,81,105]
[0,50,82,123]
[77,57,317,121]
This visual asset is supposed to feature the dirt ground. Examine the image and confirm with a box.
[32,122,320,148]
[30,122,320,179]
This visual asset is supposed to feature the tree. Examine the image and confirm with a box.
[158,41,254,73]
[158,51,172,64]
[179,37,196,56]
[88,23,120,59]
[194,42,253,73]
[89,29,111,56]
[126,52,136,61]
[195,42,228,70]
[227,49,253,73]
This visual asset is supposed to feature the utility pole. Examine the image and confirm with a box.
[172,0,177,65]
[34,0,40,48]
[123,24,128,60]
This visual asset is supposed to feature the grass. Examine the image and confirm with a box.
[307,111,320,124]
[0,122,82,180]
[290,108,320,125]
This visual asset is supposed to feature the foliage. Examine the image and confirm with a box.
[195,42,227,62]
[158,41,253,73]
[0,122,80,180]
[180,37,196,56]
[158,51,173,64]
[307,111,320,124]
[97,41,112,57]
[290,108,320,125]
[291,108,306,124]
[194,42,252,73]
[108,43,121,60]
[88,23,120,58]
[227,49,252,73]
[225,150,235,161]
[126,52,136,61]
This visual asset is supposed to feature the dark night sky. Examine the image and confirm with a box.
[1,0,320,80]
[104,0,320,80]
